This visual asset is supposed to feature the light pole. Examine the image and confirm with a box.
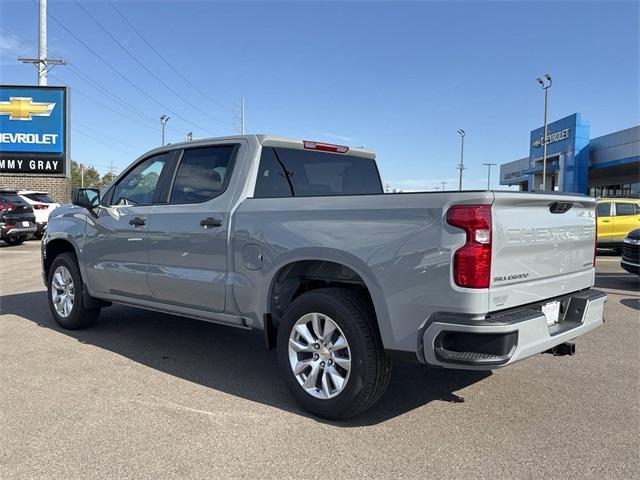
[537,73,552,191]
[482,163,496,190]
[456,129,465,191]
[441,181,447,191]
[160,114,170,146]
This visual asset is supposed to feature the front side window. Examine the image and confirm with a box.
[111,153,170,206]
[615,203,635,216]
[596,202,611,217]
[169,145,236,204]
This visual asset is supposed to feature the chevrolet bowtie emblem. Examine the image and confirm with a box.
[0,97,56,121]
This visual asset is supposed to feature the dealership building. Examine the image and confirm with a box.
[500,113,639,197]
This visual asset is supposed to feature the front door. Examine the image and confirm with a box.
[146,144,239,312]
[84,152,172,298]
[596,202,613,242]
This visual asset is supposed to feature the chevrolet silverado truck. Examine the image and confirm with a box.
[42,135,606,419]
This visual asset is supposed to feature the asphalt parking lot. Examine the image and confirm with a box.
[0,241,638,479]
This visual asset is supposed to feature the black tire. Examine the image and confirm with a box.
[32,232,44,240]
[277,287,392,420]
[47,252,100,329]
[3,235,27,246]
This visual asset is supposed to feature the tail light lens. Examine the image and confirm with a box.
[446,205,492,288]
[32,203,48,210]
[0,202,16,212]
[303,140,349,154]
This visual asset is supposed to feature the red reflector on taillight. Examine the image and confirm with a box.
[303,140,349,154]
[446,205,492,289]
[33,203,48,210]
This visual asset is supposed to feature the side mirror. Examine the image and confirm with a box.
[72,188,100,210]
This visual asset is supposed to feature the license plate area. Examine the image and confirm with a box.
[22,221,30,227]
[542,301,561,326]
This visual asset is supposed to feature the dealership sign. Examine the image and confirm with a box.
[0,86,68,174]
[531,128,571,148]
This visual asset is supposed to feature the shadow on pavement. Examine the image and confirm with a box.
[620,298,640,311]
[0,290,490,427]
[595,272,639,291]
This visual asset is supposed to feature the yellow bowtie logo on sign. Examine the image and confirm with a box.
[0,97,56,121]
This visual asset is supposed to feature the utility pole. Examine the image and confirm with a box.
[186,132,193,142]
[80,163,85,188]
[160,114,170,146]
[537,74,552,191]
[456,129,465,191]
[482,163,497,190]
[19,0,65,85]
[441,181,447,191]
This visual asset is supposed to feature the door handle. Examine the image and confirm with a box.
[200,217,222,228]
[129,217,146,227]
[601,219,611,223]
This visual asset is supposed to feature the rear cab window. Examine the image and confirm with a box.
[254,147,382,198]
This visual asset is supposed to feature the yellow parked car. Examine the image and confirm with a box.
[596,197,640,249]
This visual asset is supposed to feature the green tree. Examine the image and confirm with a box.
[71,161,112,189]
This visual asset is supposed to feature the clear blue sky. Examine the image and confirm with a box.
[1,0,638,190]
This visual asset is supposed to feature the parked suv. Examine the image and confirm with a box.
[596,197,640,249]
[621,228,640,275]
[0,189,37,246]
[17,190,60,239]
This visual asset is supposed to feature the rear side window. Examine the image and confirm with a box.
[255,147,382,197]
[24,193,55,203]
[254,148,293,198]
[169,145,236,204]
[615,203,635,216]
[596,203,611,216]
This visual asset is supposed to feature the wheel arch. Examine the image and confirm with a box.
[264,252,391,350]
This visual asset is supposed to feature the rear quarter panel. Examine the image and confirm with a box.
[229,191,494,353]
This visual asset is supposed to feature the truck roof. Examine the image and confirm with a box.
[160,134,376,159]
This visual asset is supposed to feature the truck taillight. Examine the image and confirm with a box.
[303,140,349,154]
[446,205,492,289]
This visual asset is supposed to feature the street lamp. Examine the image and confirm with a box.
[160,114,170,146]
[536,73,552,191]
[482,163,497,190]
[457,129,465,191]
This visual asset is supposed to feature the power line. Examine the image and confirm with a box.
[32,0,217,136]
[0,23,179,133]
[107,0,235,115]
[73,0,228,127]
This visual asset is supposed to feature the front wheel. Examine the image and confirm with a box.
[277,288,392,420]
[47,252,100,329]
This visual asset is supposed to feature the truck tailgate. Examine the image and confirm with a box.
[489,192,596,311]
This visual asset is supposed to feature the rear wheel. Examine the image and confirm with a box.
[3,235,27,246]
[277,287,392,420]
[47,252,100,329]
[32,232,44,240]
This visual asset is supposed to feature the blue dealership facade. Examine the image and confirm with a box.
[500,113,639,197]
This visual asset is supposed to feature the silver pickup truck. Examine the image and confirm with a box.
[42,135,606,419]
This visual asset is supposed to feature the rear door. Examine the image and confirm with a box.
[489,193,596,310]
[146,144,240,312]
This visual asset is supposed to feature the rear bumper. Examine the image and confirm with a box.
[422,288,606,370]
[1,225,37,238]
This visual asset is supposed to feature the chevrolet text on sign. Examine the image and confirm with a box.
[0,86,67,174]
